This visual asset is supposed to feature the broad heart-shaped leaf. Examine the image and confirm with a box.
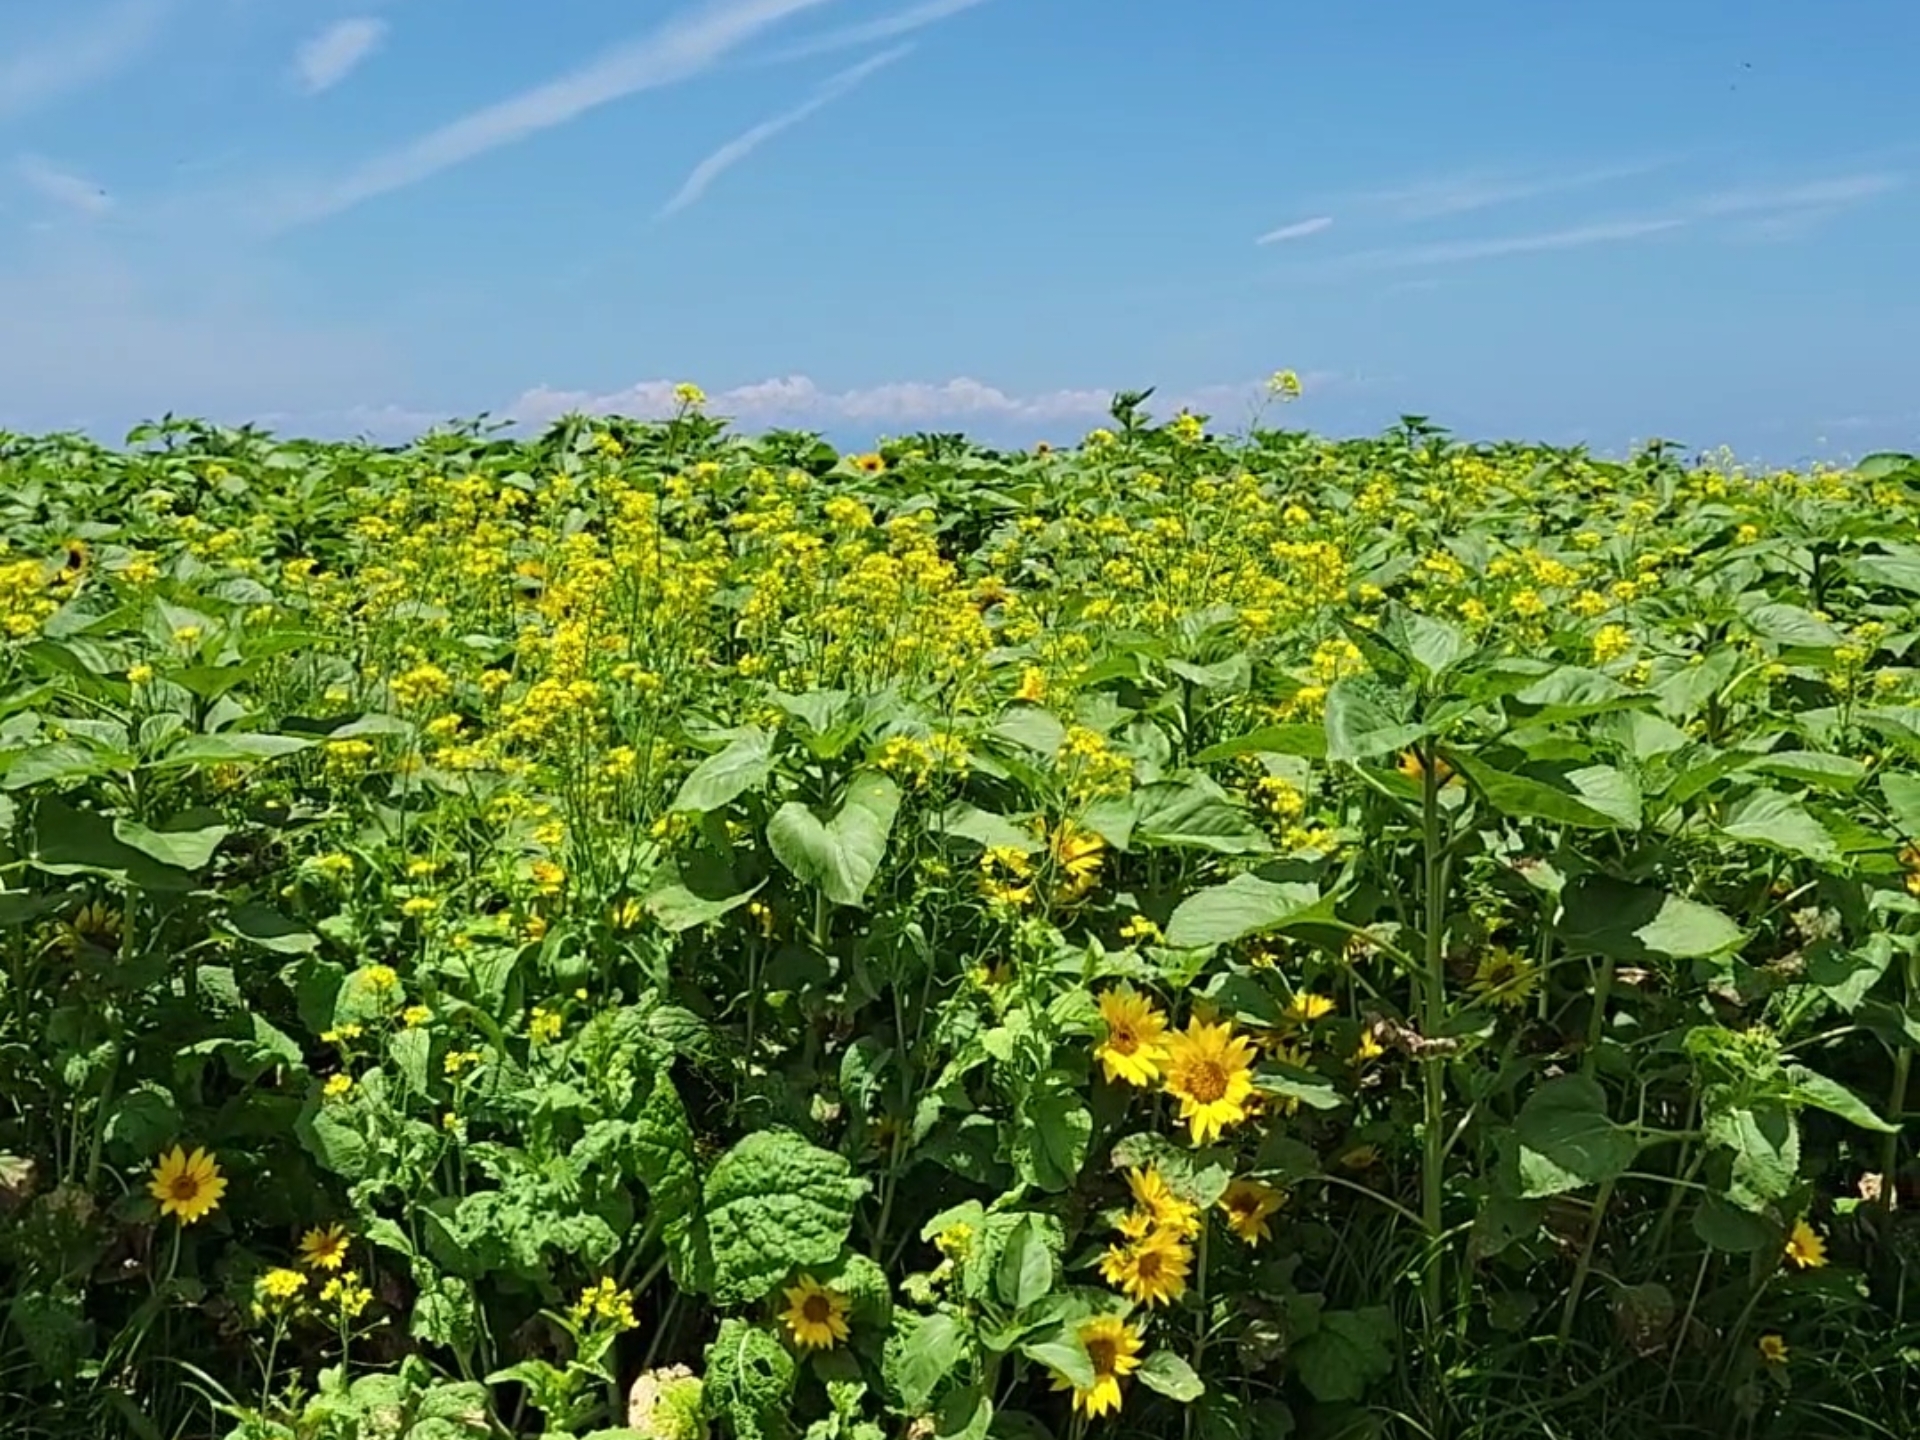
[702,1131,862,1304]
[1720,788,1840,863]
[1451,754,1628,830]
[112,816,228,871]
[1194,724,1327,763]
[1128,780,1272,855]
[1137,1350,1206,1402]
[1881,772,1920,839]
[155,732,311,768]
[884,1312,969,1412]
[1011,1079,1091,1192]
[1164,875,1328,950]
[1784,1064,1899,1133]
[1742,601,1842,650]
[1808,933,1894,1012]
[672,727,774,813]
[1557,876,1744,962]
[1324,678,1428,763]
[1513,1074,1639,1198]
[1290,1307,1395,1404]
[223,903,318,954]
[1383,605,1472,683]
[1704,1099,1799,1211]
[29,796,197,892]
[766,771,901,907]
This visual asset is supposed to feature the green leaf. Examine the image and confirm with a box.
[644,878,760,934]
[1784,1064,1898,1133]
[1704,1100,1799,1210]
[1137,1350,1206,1402]
[1744,602,1841,649]
[702,1131,862,1304]
[934,803,1042,853]
[672,727,775,813]
[1691,1194,1775,1253]
[1022,1338,1095,1392]
[1390,606,1473,682]
[111,817,227,871]
[1721,789,1839,863]
[30,797,195,892]
[1452,754,1626,830]
[1558,877,1744,961]
[1164,875,1328,950]
[1012,1081,1090,1192]
[993,1216,1054,1313]
[705,1318,796,1440]
[1323,679,1426,763]
[1808,934,1893,1012]
[1194,724,1326,763]
[632,1069,709,1291]
[157,733,312,768]
[1749,750,1865,790]
[884,1312,968,1412]
[1290,1307,1394,1404]
[1881,772,1920,838]
[1129,781,1271,855]
[101,1082,180,1163]
[766,771,901,907]
[223,903,318,955]
[1514,1074,1639,1197]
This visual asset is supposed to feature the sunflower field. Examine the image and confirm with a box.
[1,386,1918,1440]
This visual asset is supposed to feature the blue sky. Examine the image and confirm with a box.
[1,0,1916,457]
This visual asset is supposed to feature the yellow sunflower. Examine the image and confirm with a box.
[1284,992,1335,1024]
[1051,822,1106,904]
[1218,1178,1285,1246]
[1095,986,1169,1087]
[1050,1314,1143,1419]
[1469,946,1540,1010]
[1783,1218,1827,1270]
[1758,1333,1789,1366]
[1160,1018,1258,1145]
[780,1274,851,1350]
[1098,1229,1191,1307]
[148,1146,227,1225]
[299,1224,352,1271]
[1124,1167,1201,1239]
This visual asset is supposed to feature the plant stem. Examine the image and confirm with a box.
[1418,746,1448,1333]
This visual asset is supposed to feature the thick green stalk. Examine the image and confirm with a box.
[1419,747,1448,1331]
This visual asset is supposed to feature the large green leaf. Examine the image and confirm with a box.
[1784,1064,1898,1133]
[766,771,901,907]
[1453,754,1628,830]
[1721,789,1839,863]
[1323,679,1426,763]
[701,1131,863,1304]
[1881,772,1920,838]
[1290,1307,1394,1404]
[1558,877,1744,961]
[705,1318,796,1440]
[671,727,775,813]
[1704,1100,1799,1210]
[884,1313,969,1412]
[1165,875,1328,949]
[1129,781,1271,855]
[1514,1074,1639,1197]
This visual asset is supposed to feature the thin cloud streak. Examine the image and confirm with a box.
[753,0,991,63]
[1256,215,1332,245]
[0,0,169,120]
[660,45,910,216]
[1324,218,1685,274]
[16,155,113,217]
[270,0,844,227]
[1348,158,1677,220]
[295,18,389,95]
[1690,172,1902,216]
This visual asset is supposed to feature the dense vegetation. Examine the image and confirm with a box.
[1,387,1917,1440]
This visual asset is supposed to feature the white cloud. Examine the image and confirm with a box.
[16,155,113,217]
[295,18,389,95]
[1256,215,1332,245]
[1690,172,1902,217]
[502,373,1340,432]
[754,0,991,63]
[1322,217,1685,273]
[0,0,169,120]
[271,0,844,226]
[1348,159,1674,220]
[661,45,910,216]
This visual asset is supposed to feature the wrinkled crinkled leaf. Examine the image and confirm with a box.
[702,1131,862,1304]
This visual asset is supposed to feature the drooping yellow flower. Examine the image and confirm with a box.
[1784,1218,1827,1270]
[1160,1017,1258,1145]
[1284,992,1335,1024]
[1218,1178,1285,1246]
[780,1275,851,1350]
[148,1146,227,1225]
[1758,1333,1789,1365]
[299,1224,351,1272]
[1049,1314,1143,1419]
[1123,1167,1201,1240]
[1095,986,1169,1087]
[1099,1229,1191,1307]
[1050,821,1106,904]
